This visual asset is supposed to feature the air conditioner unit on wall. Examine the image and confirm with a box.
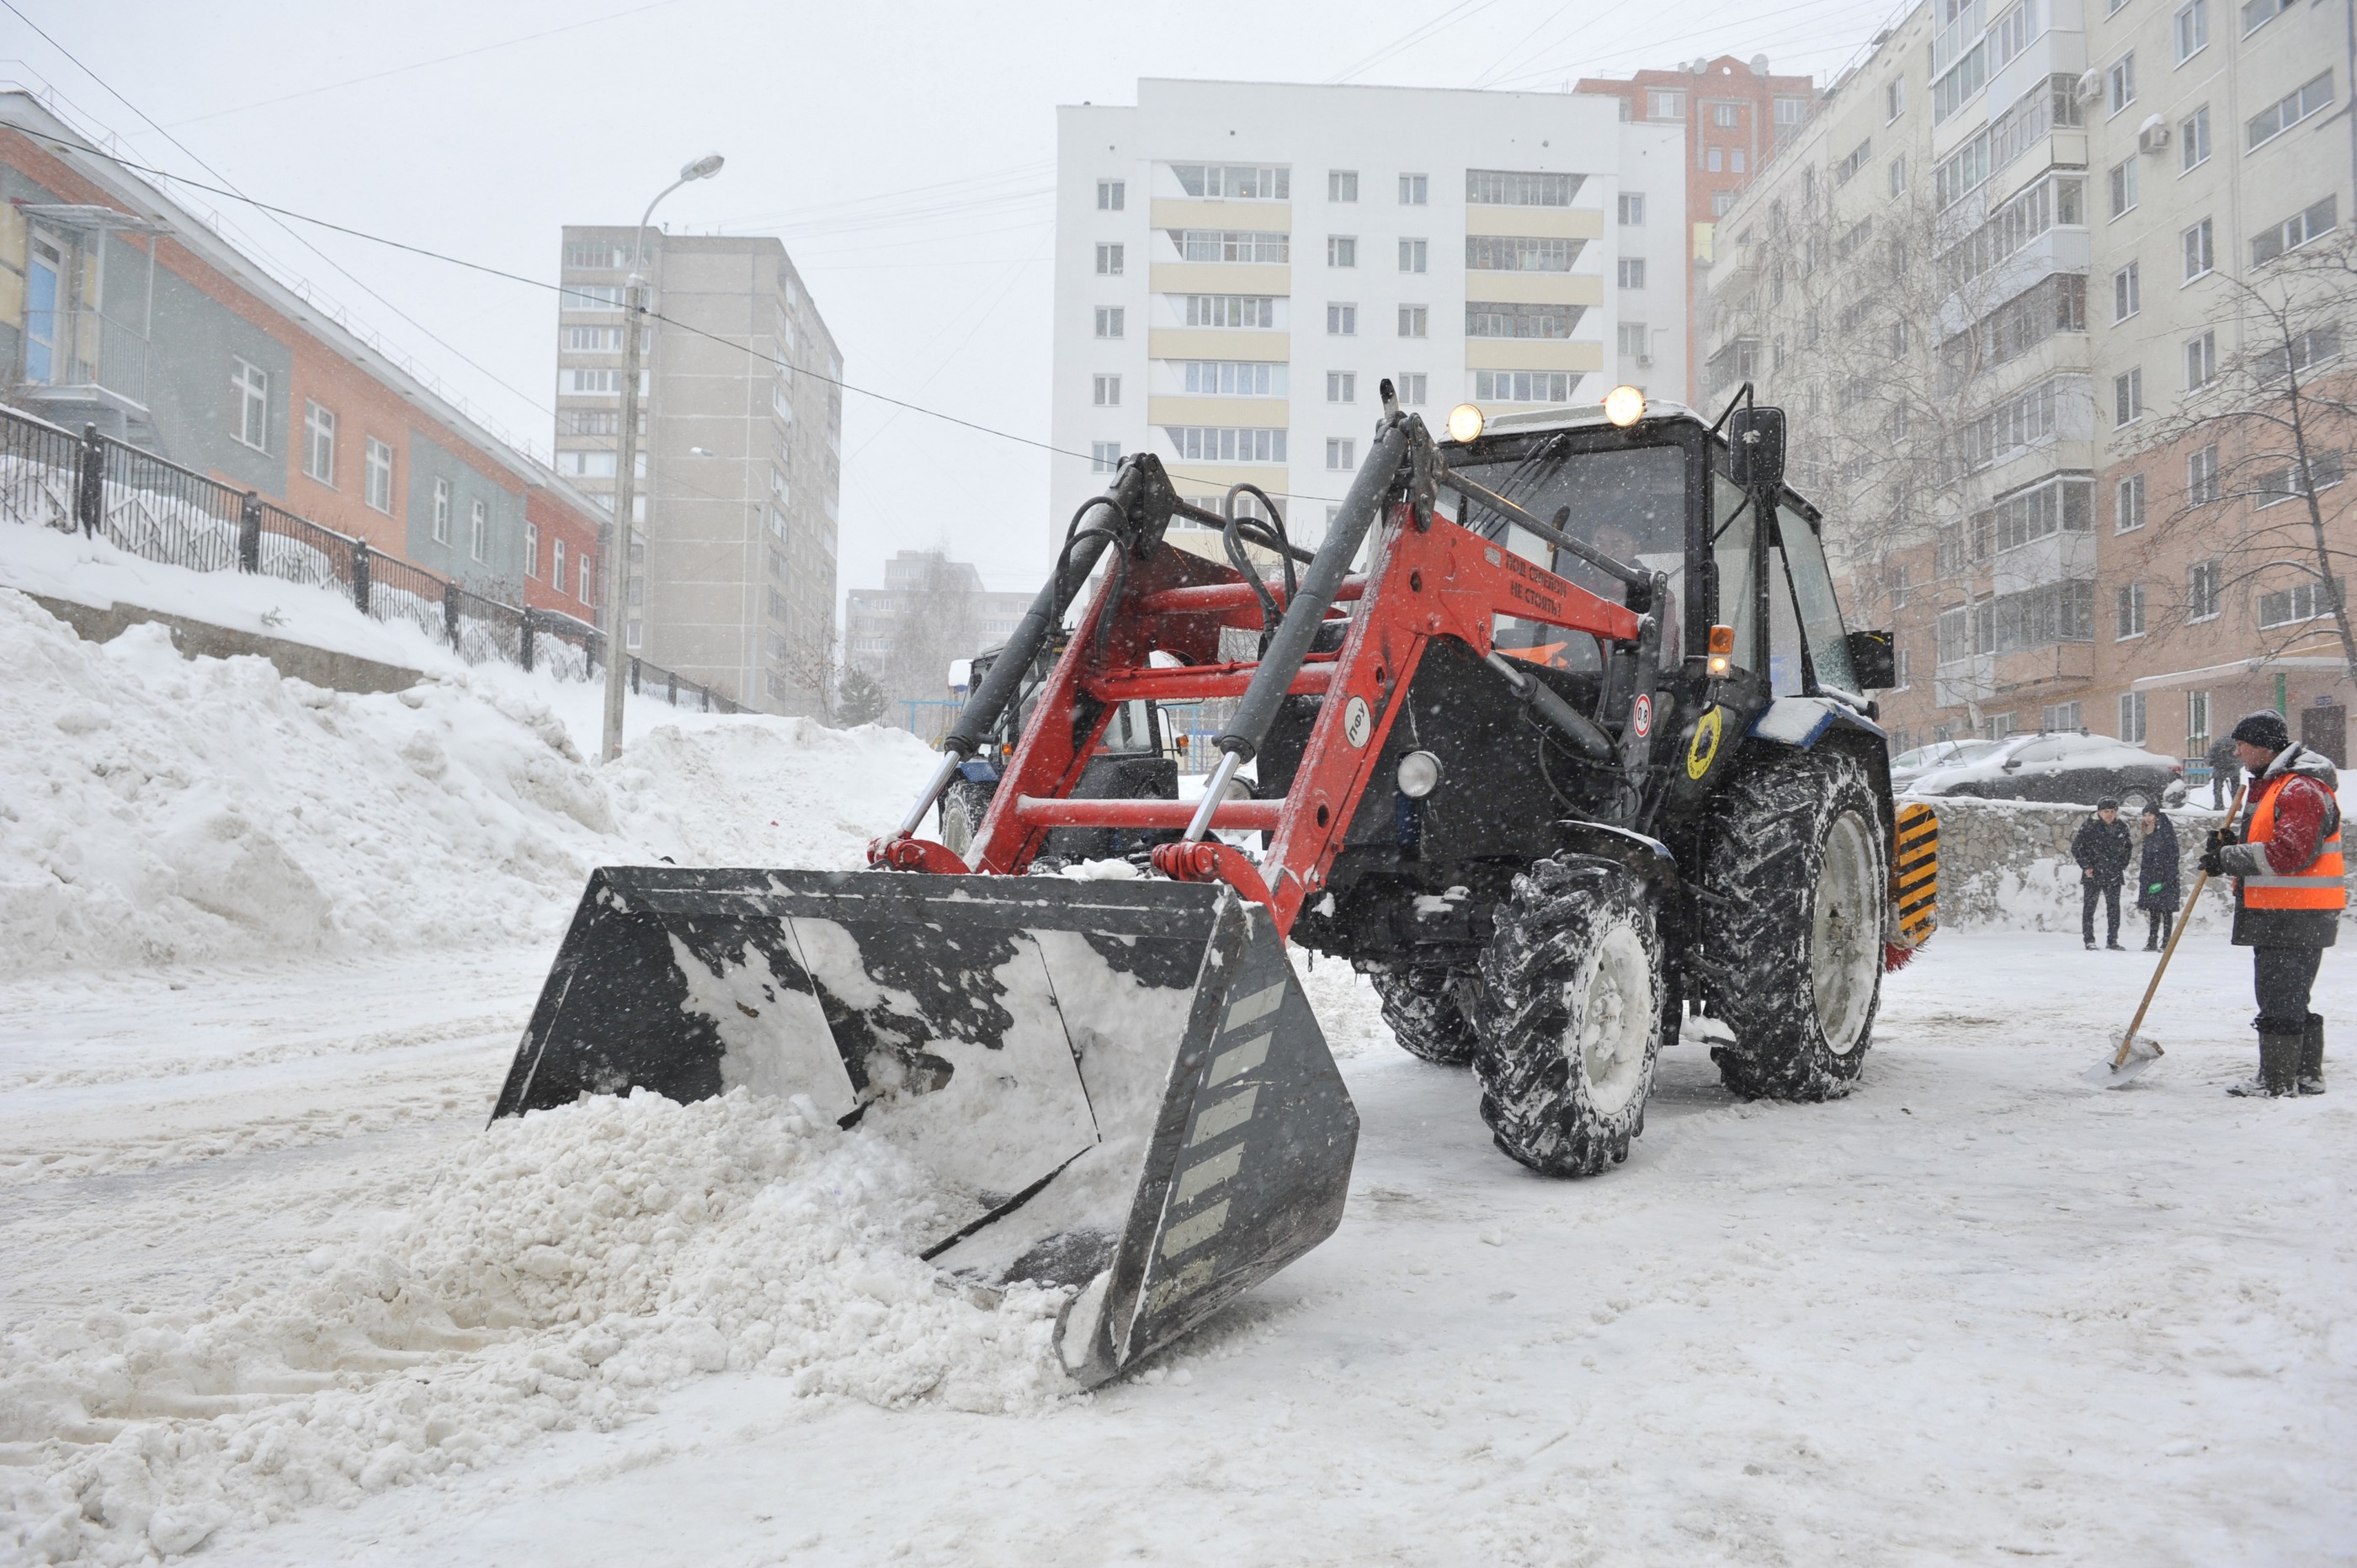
[2074,68,2104,103]
[1636,355,1655,368]
[2138,114,2171,153]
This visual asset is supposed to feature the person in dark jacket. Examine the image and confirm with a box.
[2136,805,2182,950]
[2206,734,2243,811]
[2200,710,2343,1096]
[2072,797,2133,950]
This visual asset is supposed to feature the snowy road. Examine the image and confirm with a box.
[4,931,2349,1565]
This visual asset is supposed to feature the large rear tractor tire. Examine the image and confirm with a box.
[1705,745,1887,1101]
[1365,965,1482,1066]
[1474,857,1664,1176]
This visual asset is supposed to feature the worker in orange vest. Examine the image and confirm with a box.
[2201,710,2343,1096]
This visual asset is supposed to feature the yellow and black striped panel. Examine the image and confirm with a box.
[1894,802,1939,946]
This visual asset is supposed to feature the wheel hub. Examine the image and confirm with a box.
[1812,811,1881,1055]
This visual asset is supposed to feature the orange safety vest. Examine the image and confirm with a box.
[2243,772,2347,911]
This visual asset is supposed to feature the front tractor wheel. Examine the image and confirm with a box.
[1475,858,1664,1177]
[1705,746,1888,1101]
[1365,965,1483,1066]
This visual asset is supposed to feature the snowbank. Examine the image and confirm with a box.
[0,1088,1067,1563]
[0,588,939,979]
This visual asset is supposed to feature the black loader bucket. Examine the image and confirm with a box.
[492,868,1358,1387]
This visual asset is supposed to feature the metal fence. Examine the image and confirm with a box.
[2,402,742,714]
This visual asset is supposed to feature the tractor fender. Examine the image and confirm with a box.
[1747,694,1886,752]
[1551,818,1682,899]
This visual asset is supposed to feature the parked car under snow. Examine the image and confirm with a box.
[1890,738,2000,789]
[1905,731,2189,808]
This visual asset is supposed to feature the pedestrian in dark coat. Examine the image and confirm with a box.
[2072,796,2133,950]
[2202,711,2344,1096]
[2136,805,2181,950]
[2207,734,2243,811]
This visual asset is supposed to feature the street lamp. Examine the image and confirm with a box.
[600,151,726,763]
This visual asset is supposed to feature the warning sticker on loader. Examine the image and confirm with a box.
[1685,706,1724,780]
[1894,802,1939,946]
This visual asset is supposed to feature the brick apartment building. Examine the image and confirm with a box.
[0,91,606,627]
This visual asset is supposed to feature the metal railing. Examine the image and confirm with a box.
[1,402,742,714]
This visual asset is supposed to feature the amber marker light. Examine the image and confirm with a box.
[1446,403,1486,443]
[1707,623,1736,676]
[1604,385,1647,427]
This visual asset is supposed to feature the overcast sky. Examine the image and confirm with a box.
[13,0,1904,601]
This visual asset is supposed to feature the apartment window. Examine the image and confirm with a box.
[2114,367,2144,423]
[1618,95,1635,121]
[1472,369,1581,403]
[1618,258,1647,289]
[2043,702,2083,733]
[2182,218,2214,280]
[1714,102,1739,129]
[1327,371,1356,402]
[1647,89,1687,120]
[1327,303,1358,336]
[1183,295,1277,327]
[431,477,451,544]
[1177,361,1281,396]
[2189,559,2221,620]
[563,242,623,269]
[2181,106,2211,171]
[1095,242,1124,275]
[551,537,565,593]
[564,369,646,395]
[231,359,268,451]
[364,436,394,513]
[2259,577,2344,627]
[565,325,625,351]
[625,622,642,651]
[1398,238,1427,273]
[1175,230,1287,263]
[1889,156,1908,198]
[1394,373,1427,405]
[1732,148,1748,174]
[1706,146,1724,173]
[2256,452,2347,505]
[468,497,487,563]
[1399,173,1428,205]
[1712,191,1739,218]
[1097,178,1125,210]
[2249,72,2333,151]
[1617,192,1645,226]
[2257,326,2344,383]
[2107,53,2136,116]
[1092,442,1120,473]
[2174,0,2209,60]
[2109,158,2137,219]
[1466,235,1579,271]
[1327,438,1356,470]
[2189,443,2220,503]
[558,283,623,311]
[2117,582,2149,640]
[1834,138,1872,187]
[1886,79,1906,121]
[2113,263,2141,322]
[1327,235,1358,268]
[2243,0,2293,29]
[1397,305,1426,338]
[2184,330,2217,389]
[2188,690,2211,746]
[1328,170,1358,202]
[2252,196,2339,265]
[2116,472,2147,531]
[580,552,593,604]
[1617,322,1650,357]
[1093,375,1120,407]
[1466,301,1579,338]
[1163,426,1286,463]
[524,522,540,578]
[1094,306,1125,338]
[302,401,336,485]
[1172,165,1289,199]
[2120,691,2149,741]
[1466,170,1581,205]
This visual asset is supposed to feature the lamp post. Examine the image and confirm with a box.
[600,151,725,763]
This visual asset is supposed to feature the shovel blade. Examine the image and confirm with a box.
[495,867,1357,1386]
[2083,1031,2163,1087]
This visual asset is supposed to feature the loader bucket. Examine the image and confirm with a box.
[493,868,1358,1387]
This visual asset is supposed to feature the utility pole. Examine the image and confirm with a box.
[599,153,726,764]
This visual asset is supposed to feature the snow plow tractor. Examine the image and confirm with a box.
[492,382,1934,1389]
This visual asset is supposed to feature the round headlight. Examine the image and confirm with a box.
[1445,403,1487,444]
[1604,385,1647,428]
[1396,749,1444,799]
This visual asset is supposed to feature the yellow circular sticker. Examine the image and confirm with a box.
[1686,706,1724,781]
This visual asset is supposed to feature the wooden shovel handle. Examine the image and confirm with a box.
[2112,780,2251,1066]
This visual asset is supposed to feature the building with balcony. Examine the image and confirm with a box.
[552,229,842,716]
[843,550,1032,703]
[0,92,605,625]
[1051,78,1686,558]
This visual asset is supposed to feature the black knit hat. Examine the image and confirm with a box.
[2097,796,2120,811]
[2230,710,2292,752]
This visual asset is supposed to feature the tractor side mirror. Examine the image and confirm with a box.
[1727,406,1788,491]
[1844,628,1896,689]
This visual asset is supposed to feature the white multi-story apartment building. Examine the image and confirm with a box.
[1705,0,2355,761]
[1051,79,1688,556]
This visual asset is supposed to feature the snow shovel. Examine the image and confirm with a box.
[492,865,1357,1387]
[2085,781,2249,1087]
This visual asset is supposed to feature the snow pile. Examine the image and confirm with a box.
[0,1088,1068,1564]
[0,589,939,978]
